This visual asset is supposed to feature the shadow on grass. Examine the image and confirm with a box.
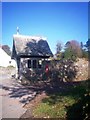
[66,93,90,120]
[40,79,90,120]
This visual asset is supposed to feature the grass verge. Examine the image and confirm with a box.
[33,80,90,119]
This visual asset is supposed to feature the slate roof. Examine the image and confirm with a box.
[12,34,53,59]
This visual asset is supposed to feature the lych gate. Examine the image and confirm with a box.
[11,29,53,80]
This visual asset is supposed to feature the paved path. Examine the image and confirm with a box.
[0,68,36,119]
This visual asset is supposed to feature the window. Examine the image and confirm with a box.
[28,60,31,68]
[33,60,37,68]
[28,59,41,69]
[38,60,42,68]
[9,61,11,64]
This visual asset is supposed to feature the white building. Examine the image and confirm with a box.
[0,47,16,67]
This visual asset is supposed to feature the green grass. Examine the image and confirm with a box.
[33,95,75,118]
[33,80,90,119]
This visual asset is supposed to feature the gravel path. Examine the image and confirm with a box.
[0,67,36,119]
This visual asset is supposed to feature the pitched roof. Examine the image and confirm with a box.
[12,34,53,59]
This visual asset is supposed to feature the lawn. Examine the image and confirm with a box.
[33,80,90,119]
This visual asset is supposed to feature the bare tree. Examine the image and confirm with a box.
[56,42,62,54]
[56,41,63,60]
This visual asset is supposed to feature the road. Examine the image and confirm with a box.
[0,67,36,119]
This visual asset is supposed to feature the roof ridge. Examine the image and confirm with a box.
[13,34,47,41]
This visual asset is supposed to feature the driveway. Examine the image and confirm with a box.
[0,67,36,119]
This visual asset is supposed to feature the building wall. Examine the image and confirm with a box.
[0,48,16,67]
[16,57,50,80]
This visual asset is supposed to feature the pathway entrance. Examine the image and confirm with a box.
[0,67,36,119]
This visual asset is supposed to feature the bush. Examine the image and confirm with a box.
[66,80,90,120]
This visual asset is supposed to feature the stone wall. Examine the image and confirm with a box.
[74,58,88,81]
[49,58,89,82]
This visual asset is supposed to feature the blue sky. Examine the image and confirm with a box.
[2,2,88,54]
